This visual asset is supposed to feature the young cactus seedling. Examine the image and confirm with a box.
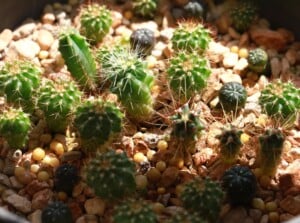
[58,29,97,91]
[247,48,269,73]
[0,61,41,113]
[85,150,136,200]
[167,209,208,223]
[130,28,156,57]
[42,201,73,223]
[259,129,285,176]
[79,4,112,44]
[0,107,31,150]
[132,0,158,18]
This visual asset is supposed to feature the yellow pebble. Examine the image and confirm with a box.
[49,157,60,168]
[146,168,161,183]
[156,161,167,172]
[256,114,268,127]
[133,152,147,163]
[230,45,239,53]
[269,212,279,223]
[30,164,40,173]
[240,133,250,144]
[50,141,65,156]
[42,155,52,166]
[266,201,277,212]
[14,166,25,178]
[124,10,133,20]
[239,48,249,58]
[38,50,49,59]
[57,191,68,201]
[175,184,184,197]
[32,147,46,161]
[152,202,165,214]
[157,140,168,151]
[146,150,156,161]
[157,187,166,194]
[37,171,50,182]
[147,56,157,69]
[252,198,265,211]
[135,175,148,190]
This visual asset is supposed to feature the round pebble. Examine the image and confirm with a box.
[266,201,277,212]
[252,198,265,211]
[49,157,60,168]
[269,212,279,223]
[240,133,250,144]
[230,45,239,53]
[157,187,166,194]
[14,166,25,178]
[57,191,68,201]
[152,202,164,214]
[156,161,167,172]
[146,150,156,161]
[157,140,168,151]
[32,147,46,161]
[133,152,147,163]
[37,171,50,181]
[50,141,65,155]
[146,168,161,183]
[30,164,40,173]
[135,175,148,190]
[238,48,249,58]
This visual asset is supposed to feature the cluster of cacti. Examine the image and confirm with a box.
[167,209,208,223]
[41,201,73,223]
[259,81,300,127]
[0,107,31,150]
[219,81,247,112]
[85,150,136,200]
[130,28,155,57]
[97,46,154,121]
[79,4,112,44]
[230,0,258,32]
[54,163,80,195]
[221,165,257,205]
[132,0,158,18]
[179,177,224,222]
[0,61,41,113]
[171,21,211,53]
[259,129,285,176]
[37,79,82,133]
[113,199,157,223]
[167,52,211,102]
[216,125,243,164]
[247,48,269,73]
[58,30,97,91]
[74,98,123,153]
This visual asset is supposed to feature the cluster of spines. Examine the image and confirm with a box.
[132,0,158,18]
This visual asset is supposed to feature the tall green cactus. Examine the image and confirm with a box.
[58,30,97,91]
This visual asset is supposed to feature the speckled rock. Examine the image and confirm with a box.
[37,29,54,50]
[280,195,300,215]
[15,39,40,59]
[4,193,32,213]
[31,188,53,210]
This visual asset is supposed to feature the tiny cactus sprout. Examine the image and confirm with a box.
[0,61,41,113]
[41,201,73,223]
[247,48,269,73]
[130,28,156,57]
[183,1,207,20]
[259,129,285,176]
[218,82,247,113]
[230,0,258,33]
[58,29,97,91]
[221,165,257,205]
[132,0,158,18]
[37,79,82,133]
[259,81,300,127]
[79,4,112,44]
[74,98,123,153]
[85,150,136,200]
[167,52,211,103]
[167,209,208,223]
[216,125,243,164]
[113,199,157,223]
[97,46,154,121]
[180,177,224,222]
[0,107,31,150]
[171,21,211,54]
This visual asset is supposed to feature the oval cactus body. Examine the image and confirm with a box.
[247,48,268,73]
[41,201,73,223]
[58,31,97,91]
[132,0,158,18]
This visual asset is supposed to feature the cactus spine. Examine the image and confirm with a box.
[0,107,31,150]
[132,0,158,18]
[85,150,136,200]
[58,30,97,91]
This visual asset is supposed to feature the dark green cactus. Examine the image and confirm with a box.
[113,199,157,223]
[97,46,154,121]
[230,0,258,32]
[85,150,136,200]
[167,209,208,223]
[37,79,82,133]
[247,48,269,73]
[259,81,300,127]
[183,1,207,20]
[180,177,224,222]
[79,4,112,44]
[167,52,211,102]
[216,125,243,164]
[132,0,158,18]
[222,165,257,205]
[259,129,285,176]
[74,98,123,153]
[41,201,73,223]
[0,107,31,150]
[58,30,97,91]
[0,61,41,113]
[219,82,247,112]
[171,21,211,54]
[130,28,155,57]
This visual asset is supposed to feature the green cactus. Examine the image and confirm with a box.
[167,209,208,223]
[167,52,211,102]
[85,150,136,200]
[37,79,82,133]
[132,0,158,18]
[97,46,154,121]
[247,48,269,73]
[79,4,112,44]
[222,165,257,205]
[219,82,247,112]
[259,81,300,127]
[180,177,224,222]
[74,98,123,153]
[259,129,285,176]
[0,61,41,113]
[41,201,73,223]
[230,0,258,33]
[58,30,97,91]
[216,125,243,164]
[171,21,211,54]
[113,199,157,223]
[0,107,31,150]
